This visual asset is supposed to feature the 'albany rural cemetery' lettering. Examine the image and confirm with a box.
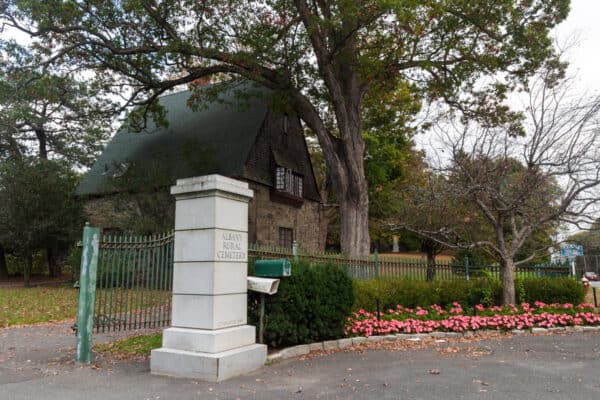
[216,232,246,260]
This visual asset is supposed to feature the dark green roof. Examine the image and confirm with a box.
[76,83,269,196]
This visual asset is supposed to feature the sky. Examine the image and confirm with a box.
[418,0,600,149]
[554,0,600,94]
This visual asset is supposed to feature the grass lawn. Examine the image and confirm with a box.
[0,286,79,327]
[94,332,162,358]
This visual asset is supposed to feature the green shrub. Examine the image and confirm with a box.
[6,251,47,276]
[517,277,585,305]
[251,261,354,348]
[352,278,502,311]
[65,245,82,280]
[353,276,584,312]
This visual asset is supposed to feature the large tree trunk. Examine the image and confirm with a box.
[305,125,370,256]
[318,205,337,251]
[326,121,370,256]
[500,258,516,305]
[0,245,8,280]
[317,173,337,251]
[292,7,370,256]
[328,148,370,256]
[338,196,370,256]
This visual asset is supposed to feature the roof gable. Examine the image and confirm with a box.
[76,82,268,196]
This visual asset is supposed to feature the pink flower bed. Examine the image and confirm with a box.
[345,302,600,337]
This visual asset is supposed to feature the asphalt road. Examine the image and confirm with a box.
[1,323,599,400]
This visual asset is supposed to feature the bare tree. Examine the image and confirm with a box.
[395,73,600,304]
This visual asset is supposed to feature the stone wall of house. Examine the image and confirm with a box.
[247,181,322,252]
[82,192,175,234]
[83,181,323,252]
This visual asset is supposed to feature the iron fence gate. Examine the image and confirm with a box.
[93,232,174,333]
[76,227,175,362]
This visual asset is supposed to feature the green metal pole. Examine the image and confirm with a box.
[374,249,379,279]
[258,293,265,344]
[76,225,100,363]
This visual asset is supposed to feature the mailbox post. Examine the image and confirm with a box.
[249,259,292,343]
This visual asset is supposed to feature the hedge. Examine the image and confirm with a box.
[249,266,585,347]
[517,277,585,305]
[353,277,584,312]
[249,261,354,348]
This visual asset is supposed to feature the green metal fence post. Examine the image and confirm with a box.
[76,225,101,363]
[374,249,379,279]
[464,255,470,282]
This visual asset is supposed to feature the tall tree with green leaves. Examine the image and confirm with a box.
[0,40,114,167]
[394,69,600,304]
[569,220,600,256]
[0,40,114,277]
[0,158,83,286]
[2,0,570,255]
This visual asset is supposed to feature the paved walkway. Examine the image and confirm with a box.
[1,323,599,399]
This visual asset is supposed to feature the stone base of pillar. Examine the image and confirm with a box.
[150,343,267,382]
[161,325,256,353]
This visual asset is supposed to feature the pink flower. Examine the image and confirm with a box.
[345,301,600,338]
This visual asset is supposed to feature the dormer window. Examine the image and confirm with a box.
[275,166,303,197]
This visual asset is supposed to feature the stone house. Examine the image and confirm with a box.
[76,82,324,251]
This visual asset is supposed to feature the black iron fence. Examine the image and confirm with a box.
[249,243,571,281]
[93,232,174,333]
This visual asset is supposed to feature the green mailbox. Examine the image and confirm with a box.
[255,258,292,277]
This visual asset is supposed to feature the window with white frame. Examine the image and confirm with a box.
[275,166,303,197]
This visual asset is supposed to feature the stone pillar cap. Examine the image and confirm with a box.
[171,174,253,199]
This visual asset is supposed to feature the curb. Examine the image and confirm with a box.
[266,325,600,362]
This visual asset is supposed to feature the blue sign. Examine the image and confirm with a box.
[560,244,583,258]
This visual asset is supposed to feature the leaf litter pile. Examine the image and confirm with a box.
[298,331,514,362]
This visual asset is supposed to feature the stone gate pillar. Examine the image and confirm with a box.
[151,175,266,381]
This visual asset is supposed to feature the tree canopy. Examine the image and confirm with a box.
[0,40,114,166]
[569,220,600,256]
[395,69,600,304]
[0,158,83,285]
[1,0,571,255]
